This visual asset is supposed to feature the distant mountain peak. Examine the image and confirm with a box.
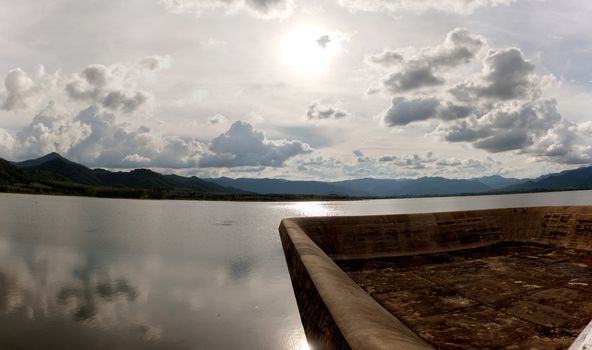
[481,175,504,179]
[35,152,65,162]
[15,152,68,168]
[130,168,157,174]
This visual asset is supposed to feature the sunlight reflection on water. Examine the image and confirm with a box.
[285,201,338,217]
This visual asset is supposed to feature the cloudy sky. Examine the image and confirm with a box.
[1,0,591,180]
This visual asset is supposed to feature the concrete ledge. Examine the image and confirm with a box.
[280,219,434,350]
[280,206,592,349]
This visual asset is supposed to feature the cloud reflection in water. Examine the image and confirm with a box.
[0,194,309,349]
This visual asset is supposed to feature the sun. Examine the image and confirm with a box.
[280,26,341,75]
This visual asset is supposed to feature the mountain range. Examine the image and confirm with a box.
[0,153,249,199]
[1,152,592,199]
[12,153,241,193]
[206,176,526,197]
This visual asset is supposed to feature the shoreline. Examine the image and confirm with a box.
[2,183,592,202]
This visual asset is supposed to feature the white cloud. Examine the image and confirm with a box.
[374,28,592,165]
[375,28,485,69]
[200,38,228,48]
[383,97,439,126]
[198,121,311,167]
[102,91,148,113]
[0,56,315,171]
[160,0,295,19]
[208,114,228,125]
[0,65,57,112]
[0,55,170,117]
[435,99,560,151]
[0,128,16,159]
[306,101,349,120]
[369,28,485,94]
[450,48,537,102]
[1,68,43,111]
[122,153,152,164]
[294,151,502,179]
[16,112,92,159]
[71,107,205,168]
[365,50,404,67]
[139,55,172,72]
[10,106,204,169]
[338,0,515,15]
[64,60,159,114]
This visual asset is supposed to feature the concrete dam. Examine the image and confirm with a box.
[279,206,592,349]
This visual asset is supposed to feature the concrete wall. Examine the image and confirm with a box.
[279,219,352,350]
[288,206,592,260]
[280,206,592,350]
[280,218,434,350]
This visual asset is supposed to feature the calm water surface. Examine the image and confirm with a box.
[1,191,592,349]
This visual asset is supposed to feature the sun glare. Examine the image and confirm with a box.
[287,202,335,216]
[280,27,340,74]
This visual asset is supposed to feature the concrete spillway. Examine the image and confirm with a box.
[279,206,592,350]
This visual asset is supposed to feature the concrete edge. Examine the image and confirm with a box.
[280,218,434,350]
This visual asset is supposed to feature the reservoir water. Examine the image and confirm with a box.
[1,190,592,349]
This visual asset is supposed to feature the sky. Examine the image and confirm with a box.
[1,0,592,180]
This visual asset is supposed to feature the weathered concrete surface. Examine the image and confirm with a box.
[339,242,592,349]
[280,206,592,349]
